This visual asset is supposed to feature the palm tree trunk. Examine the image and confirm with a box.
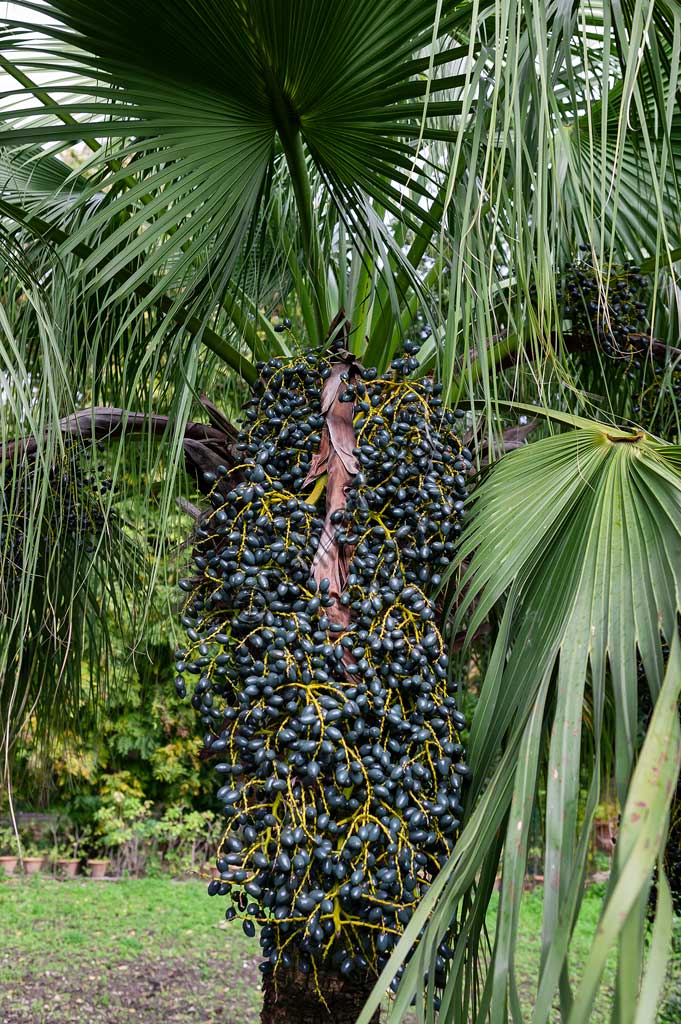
[261,968,381,1024]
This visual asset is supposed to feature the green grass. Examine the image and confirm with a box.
[0,875,262,1024]
[0,875,252,960]
[0,875,672,1022]
[486,884,616,1022]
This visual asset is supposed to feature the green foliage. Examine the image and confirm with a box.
[658,916,681,1024]
[93,771,155,866]
[14,639,206,799]
[0,824,18,855]
[0,0,468,353]
[92,773,217,876]
[1,0,681,1020]
[6,586,217,875]
[153,806,219,877]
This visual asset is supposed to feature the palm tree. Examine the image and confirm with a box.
[1,2,680,1022]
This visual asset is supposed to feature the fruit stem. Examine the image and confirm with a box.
[307,473,328,507]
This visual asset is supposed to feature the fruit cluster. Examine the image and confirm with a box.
[559,249,650,357]
[559,251,681,435]
[177,339,471,995]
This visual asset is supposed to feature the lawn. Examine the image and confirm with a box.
[0,875,261,1024]
[0,875,675,1023]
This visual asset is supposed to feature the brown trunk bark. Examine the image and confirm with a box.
[2,405,239,493]
[261,968,381,1024]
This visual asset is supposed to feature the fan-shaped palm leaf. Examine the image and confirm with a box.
[359,421,681,1023]
[0,0,470,339]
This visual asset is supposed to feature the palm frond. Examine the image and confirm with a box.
[432,0,681,429]
[567,634,680,1022]
[359,422,681,1023]
[0,0,472,336]
[0,430,143,756]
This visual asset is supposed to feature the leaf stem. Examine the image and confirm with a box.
[285,133,328,340]
[306,473,328,506]
[266,81,328,340]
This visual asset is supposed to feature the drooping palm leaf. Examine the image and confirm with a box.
[567,634,680,1023]
[0,423,143,757]
[432,0,681,419]
[359,421,681,1023]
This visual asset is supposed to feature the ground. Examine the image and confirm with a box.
[0,876,675,1023]
[0,877,261,1024]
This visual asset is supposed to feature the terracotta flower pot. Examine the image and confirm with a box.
[0,855,18,875]
[57,858,80,878]
[594,820,615,855]
[87,858,109,879]
[23,857,45,875]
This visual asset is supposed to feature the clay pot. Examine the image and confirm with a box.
[87,859,109,879]
[57,859,80,878]
[0,855,18,875]
[595,820,615,855]
[23,857,45,875]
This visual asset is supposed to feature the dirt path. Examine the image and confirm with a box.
[0,952,262,1024]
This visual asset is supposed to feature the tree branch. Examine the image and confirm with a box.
[462,329,681,385]
[1,406,240,493]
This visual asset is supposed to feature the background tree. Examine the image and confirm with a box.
[0,2,680,1022]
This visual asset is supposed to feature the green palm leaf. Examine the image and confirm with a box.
[567,634,680,1023]
[1,0,468,337]
[0,4,680,1017]
[359,423,681,1023]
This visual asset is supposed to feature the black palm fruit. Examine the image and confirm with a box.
[176,327,472,999]
[558,249,650,359]
[557,252,681,438]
